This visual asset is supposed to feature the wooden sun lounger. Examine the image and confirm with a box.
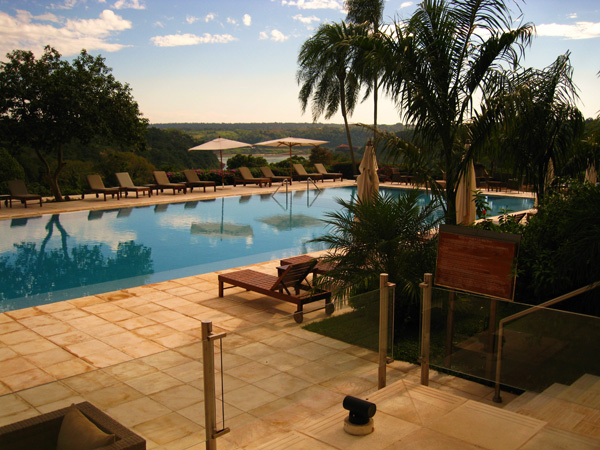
[152,171,187,195]
[218,260,333,323]
[293,164,324,182]
[182,169,217,192]
[314,163,343,181]
[260,166,292,183]
[234,167,272,188]
[116,172,152,198]
[7,180,42,208]
[84,174,120,201]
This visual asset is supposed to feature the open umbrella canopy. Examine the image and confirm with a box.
[254,136,329,182]
[357,142,379,202]
[189,137,253,186]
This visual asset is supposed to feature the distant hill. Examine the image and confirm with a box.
[150,122,407,151]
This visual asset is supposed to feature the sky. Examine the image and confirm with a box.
[1,0,599,125]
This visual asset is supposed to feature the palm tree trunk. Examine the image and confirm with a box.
[339,76,357,174]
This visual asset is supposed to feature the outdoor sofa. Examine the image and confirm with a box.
[7,180,43,208]
[0,401,145,450]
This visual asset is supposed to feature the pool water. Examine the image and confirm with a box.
[0,187,534,312]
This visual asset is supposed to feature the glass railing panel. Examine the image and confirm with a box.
[216,291,385,448]
[422,286,600,396]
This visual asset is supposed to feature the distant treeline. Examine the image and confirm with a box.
[152,122,408,151]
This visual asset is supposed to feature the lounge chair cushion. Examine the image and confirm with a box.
[57,404,115,450]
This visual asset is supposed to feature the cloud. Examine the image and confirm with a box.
[113,0,145,9]
[259,29,289,42]
[0,9,131,56]
[154,21,164,28]
[281,0,343,10]
[537,21,600,40]
[151,33,237,47]
[400,1,413,8]
[243,14,251,26]
[568,13,578,19]
[227,17,237,25]
[293,14,320,25]
[49,0,79,10]
[186,15,199,24]
[205,13,216,22]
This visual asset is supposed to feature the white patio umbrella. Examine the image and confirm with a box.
[189,137,253,187]
[357,141,379,203]
[455,160,477,225]
[254,136,329,183]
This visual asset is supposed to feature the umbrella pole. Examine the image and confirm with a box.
[289,144,293,185]
[220,149,224,188]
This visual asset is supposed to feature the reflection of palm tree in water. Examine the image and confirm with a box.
[39,215,70,261]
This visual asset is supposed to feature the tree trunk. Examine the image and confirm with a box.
[36,146,66,202]
[339,76,357,175]
[373,77,378,143]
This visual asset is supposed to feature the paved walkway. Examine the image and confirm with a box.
[3,182,594,450]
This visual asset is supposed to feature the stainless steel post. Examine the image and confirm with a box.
[202,321,229,449]
[419,273,433,386]
[378,274,389,389]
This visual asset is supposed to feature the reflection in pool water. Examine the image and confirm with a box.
[0,187,534,312]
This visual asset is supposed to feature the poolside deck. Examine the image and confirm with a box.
[2,181,596,449]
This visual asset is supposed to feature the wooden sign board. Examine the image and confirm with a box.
[435,225,521,301]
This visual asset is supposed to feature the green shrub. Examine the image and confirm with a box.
[0,147,25,193]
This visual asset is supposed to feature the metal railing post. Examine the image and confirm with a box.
[378,274,394,389]
[419,273,433,386]
[202,321,229,449]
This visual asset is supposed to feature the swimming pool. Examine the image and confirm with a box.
[0,187,534,312]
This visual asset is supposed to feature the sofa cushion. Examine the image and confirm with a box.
[57,404,116,450]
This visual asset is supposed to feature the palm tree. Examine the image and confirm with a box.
[345,0,384,142]
[312,190,441,325]
[297,22,361,174]
[352,0,533,224]
[493,53,585,202]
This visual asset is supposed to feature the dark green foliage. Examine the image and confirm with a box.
[226,153,268,170]
[95,151,156,186]
[309,147,332,166]
[146,128,218,171]
[516,183,600,315]
[0,147,25,193]
[0,46,148,201]
[312,190,441,326]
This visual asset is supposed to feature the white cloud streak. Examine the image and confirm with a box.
[293,14,320,24]
[537,21,600,40]
[259,29,289,42]
[281,0,343,10]
[400,1,413,8]
[186,15,199,24]
[243,14,251,26]
[151,33,237,47]
[0,9,131,56]
[205,13,216,22]
[113,0,145,10]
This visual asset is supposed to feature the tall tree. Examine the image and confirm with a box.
[345,0,384,143]
[494,53,585,202]
[297,22,361,174]
[353,0,533,223]
[0,46,148,201]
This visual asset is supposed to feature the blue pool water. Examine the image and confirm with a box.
[0,187,534,312]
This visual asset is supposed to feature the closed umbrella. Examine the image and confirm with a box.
[455,160,477,225]
[254,137,328,184]
[357,141,379,202]
[585,161,597,185]
[189,137,253,187]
